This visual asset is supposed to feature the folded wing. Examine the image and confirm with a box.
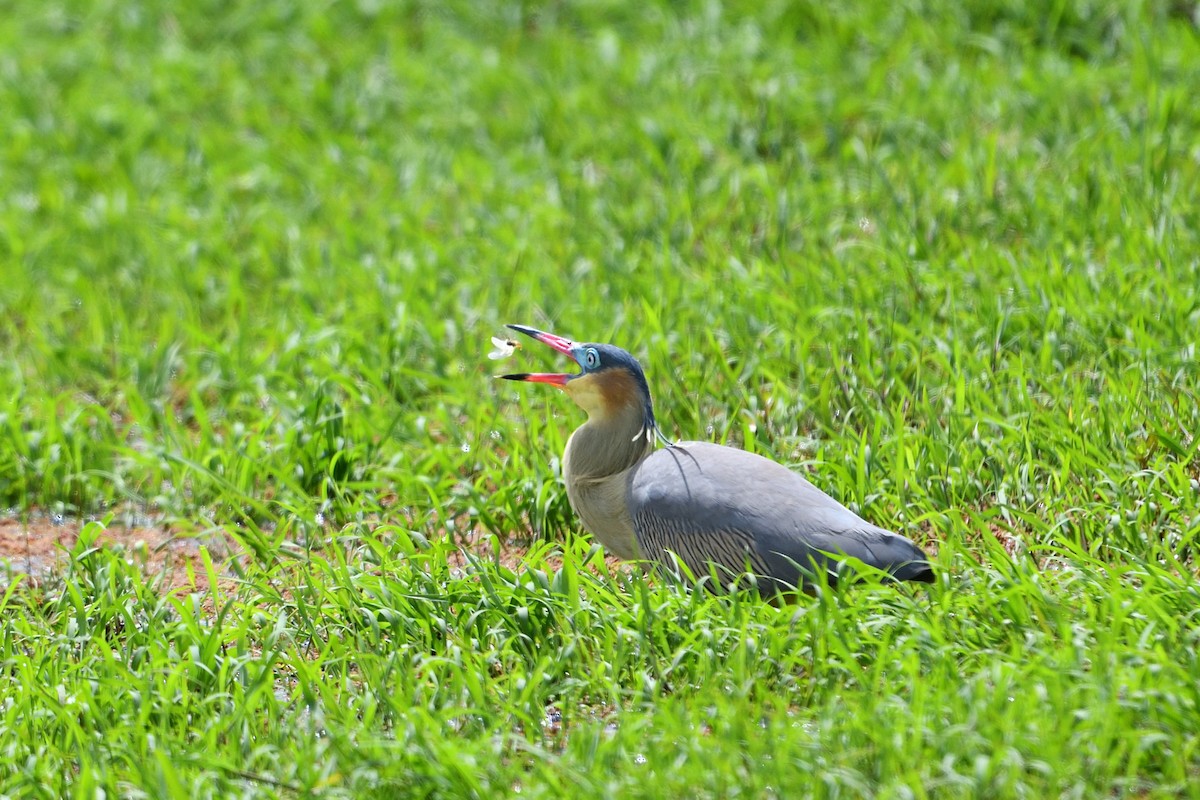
[628,441,934,593]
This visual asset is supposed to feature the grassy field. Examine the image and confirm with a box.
[2,0,1199,796]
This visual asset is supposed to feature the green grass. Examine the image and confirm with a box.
[2,0,1199,796]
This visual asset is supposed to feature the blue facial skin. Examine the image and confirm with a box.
[569,342,659,436]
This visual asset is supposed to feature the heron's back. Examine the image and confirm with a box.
[628,441,933,591]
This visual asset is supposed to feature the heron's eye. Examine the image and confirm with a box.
[583,348,601,369]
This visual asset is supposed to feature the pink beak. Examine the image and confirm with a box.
[498,324,580,388]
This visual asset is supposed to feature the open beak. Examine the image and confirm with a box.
[498,324,578,387]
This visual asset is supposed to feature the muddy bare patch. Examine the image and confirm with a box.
[0,514,243,595]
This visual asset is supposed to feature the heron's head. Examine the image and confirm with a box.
[500,324,656,428]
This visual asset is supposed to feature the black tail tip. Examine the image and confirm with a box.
[894,562,936,584]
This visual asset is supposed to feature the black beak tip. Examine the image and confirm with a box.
[498,373,528,381]
[505,323,537,338]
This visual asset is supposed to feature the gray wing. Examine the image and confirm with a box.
[628,441,933,593]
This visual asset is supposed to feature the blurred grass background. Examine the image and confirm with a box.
[1,1,1199,796]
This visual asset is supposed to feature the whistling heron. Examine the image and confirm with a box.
[501,324,934,594]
